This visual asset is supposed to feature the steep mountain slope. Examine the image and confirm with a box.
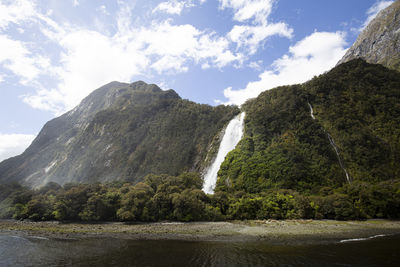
[216,59,400,193]
[338,1,400,71]
[0,81,239,187]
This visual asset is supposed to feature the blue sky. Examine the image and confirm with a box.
[0,0,394,161]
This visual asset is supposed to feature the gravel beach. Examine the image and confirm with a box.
[1,219,400,245]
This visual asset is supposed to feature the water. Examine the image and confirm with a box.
[203,112,245,194]
[1,233,399,266]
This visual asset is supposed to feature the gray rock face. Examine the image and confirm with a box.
[338,1,400,71]
[0,81,237,188]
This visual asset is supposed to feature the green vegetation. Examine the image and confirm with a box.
[0,173,217,222]
[1,175,399,221]
[217,59,400,193]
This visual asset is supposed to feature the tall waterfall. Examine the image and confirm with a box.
[308,102,351,184]
[202,112,245,194]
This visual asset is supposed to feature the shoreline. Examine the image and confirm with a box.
[1,219,400,245]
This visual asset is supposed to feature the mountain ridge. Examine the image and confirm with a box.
[1,1,400,191]
[338,1,400,71]
[0,81,239,187]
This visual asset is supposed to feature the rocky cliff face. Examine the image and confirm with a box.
[338,1,400,71]
[0,81,238,187]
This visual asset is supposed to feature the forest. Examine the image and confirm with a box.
[0,172,399,222]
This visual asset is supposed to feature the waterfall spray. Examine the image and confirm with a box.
[202,112,245,194]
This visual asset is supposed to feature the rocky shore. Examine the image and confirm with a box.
[1,219,400,245]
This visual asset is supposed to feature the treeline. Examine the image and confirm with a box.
[0,173,399,222]
[220,180,400,220]
[0,173,219,222]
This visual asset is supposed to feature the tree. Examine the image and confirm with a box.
[117,182,154,221]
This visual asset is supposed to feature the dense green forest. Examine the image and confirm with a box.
[0,173,399,222]
[217,59,400,193]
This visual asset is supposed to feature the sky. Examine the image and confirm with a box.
[0,0,395,162]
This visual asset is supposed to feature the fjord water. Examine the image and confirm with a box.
[1,233,399,266]
[203,112,245,194]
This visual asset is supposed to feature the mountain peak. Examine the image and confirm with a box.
[337,1,400,71]
[130,81,160,92]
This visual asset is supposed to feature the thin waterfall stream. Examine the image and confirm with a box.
[202,112,245,194]
[308,102,351,184]
[308,102,315,120]
[327,134,351,184]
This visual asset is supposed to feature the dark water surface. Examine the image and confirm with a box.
[1,233,399,266]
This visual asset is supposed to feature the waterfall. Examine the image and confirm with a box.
[308,102,315,120]
[202,112,245,194]
[308,102,351,184]
[327,134,351,184]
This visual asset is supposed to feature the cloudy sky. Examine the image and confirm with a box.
[0,0,394,161]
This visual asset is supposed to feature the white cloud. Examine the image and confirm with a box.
[221,0,293,54]
[153,0,187,15]
[73,0,79,7]
[153,0,208,15]
[248,60,262,70]
[0,34,48,84]
[222,31,348,105]
[361,0,394,30]
[142,21,242,72]
[20,6,241,114]
[2,0,289,115]
[228,23,293,54]
[0,1,55,86]
[220,0,274,24]
[0,0,36,29]
[23,28,150,114]
[0,133,36,162]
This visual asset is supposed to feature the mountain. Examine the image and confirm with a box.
[216,59,400,193]
[2,2,399,192]
[337,1,400,71]
[1,60,399,223]
[0,81,239,187]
